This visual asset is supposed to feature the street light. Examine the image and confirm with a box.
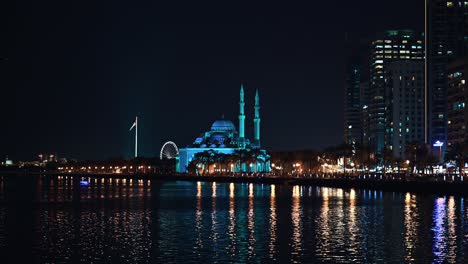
[433,140,444,163]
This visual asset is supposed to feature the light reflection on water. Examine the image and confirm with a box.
[227,183,236,257]
[291,185,302,263]
[247,183,255,261]
[269,184,276,260]
[404,193,419,263]
[432,196,460,263]
[0,175,467,263]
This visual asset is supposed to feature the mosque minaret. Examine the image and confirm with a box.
[239,84,246,142]
[253,88,261,148]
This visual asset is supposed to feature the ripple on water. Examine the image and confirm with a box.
[0,176,466,263]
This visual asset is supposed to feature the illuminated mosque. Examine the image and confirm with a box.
[177,85,271,173]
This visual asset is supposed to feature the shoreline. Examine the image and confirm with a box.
[2,171,468,196]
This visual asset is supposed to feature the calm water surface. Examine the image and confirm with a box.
[0,175,467,263]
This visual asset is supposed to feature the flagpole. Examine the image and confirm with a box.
[135,116,138,158]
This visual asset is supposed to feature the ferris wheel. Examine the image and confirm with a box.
[160,141,179,160]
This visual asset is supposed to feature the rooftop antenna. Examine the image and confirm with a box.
[129,116,138,158]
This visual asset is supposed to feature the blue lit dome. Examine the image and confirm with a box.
[211,120,236,132]
[210,133,228,144]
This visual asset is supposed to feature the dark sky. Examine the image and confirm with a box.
[3,1,424,161]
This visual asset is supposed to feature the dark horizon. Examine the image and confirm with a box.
[3,1,424,161]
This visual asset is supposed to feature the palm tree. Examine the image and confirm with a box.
[405,142,418,173]
[192,151,206,174]
[382,147,395,176]
[394,157,404,174]
[234,149,249,172]
[404,142,432,175]
[446,140,468,175]
[424,154,438,175]
[250,148,267,172]
[354,144,372,172]
[224,154,237,173]
[334,143,353,174]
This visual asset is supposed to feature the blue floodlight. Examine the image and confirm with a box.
[80,180,89,186]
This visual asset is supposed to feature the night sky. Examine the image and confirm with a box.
[3,1,424,160]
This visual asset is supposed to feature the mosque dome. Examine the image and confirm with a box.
[211,120,236,132]
[210,132,228,144]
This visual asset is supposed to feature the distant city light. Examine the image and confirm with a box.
[80,180,89,186]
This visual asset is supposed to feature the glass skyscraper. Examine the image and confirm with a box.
[426,0,468,157]
[369,30,424,156]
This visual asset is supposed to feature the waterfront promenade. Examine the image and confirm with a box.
[4,171,468,196]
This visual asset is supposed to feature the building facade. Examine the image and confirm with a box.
[426,0,468,157]
[177,85,270,173]
[385,61,425,158]
[360,81,371,148]
[344,61,363,146]
[344,36,370,147]
[369,30,424,156]
[447,57,468,148]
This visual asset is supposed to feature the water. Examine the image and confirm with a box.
[0,175,467,263]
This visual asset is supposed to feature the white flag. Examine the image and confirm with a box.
[129,122,136,131]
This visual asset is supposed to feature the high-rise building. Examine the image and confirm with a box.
[360,81,371,148]
[426,0,468,157]
[369,30,424,156]
[344,60,363,145]
[385,61,425,158]
[447,57,468,148]
[344,35,370,147]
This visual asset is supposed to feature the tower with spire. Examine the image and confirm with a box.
[253,88,261,148]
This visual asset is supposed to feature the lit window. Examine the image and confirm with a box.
[447,1,454,7]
